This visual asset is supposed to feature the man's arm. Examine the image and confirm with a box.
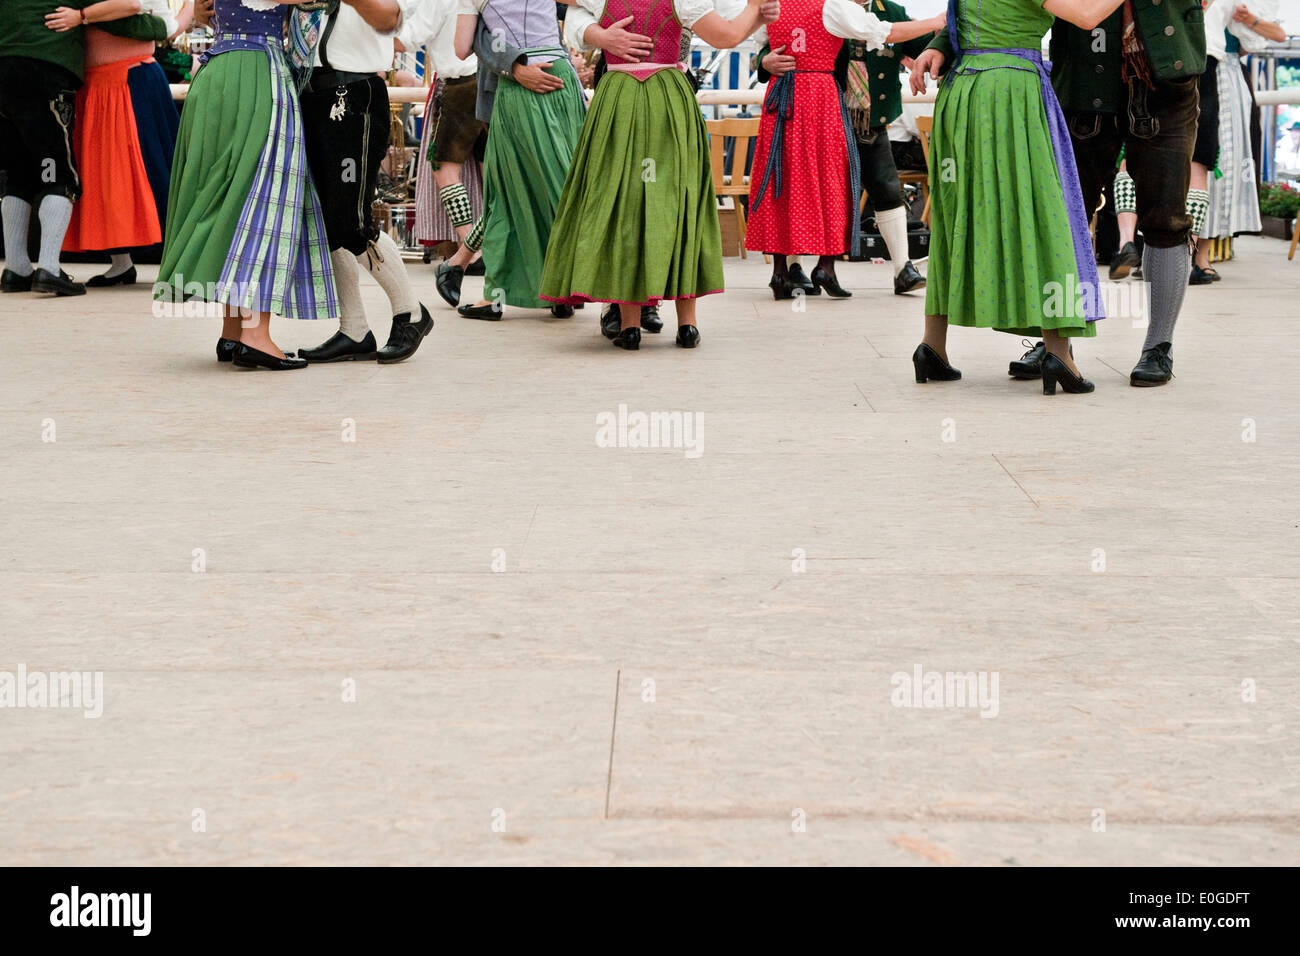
[343,0,403,35]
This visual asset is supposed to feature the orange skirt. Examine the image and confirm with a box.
[63,55,161,252]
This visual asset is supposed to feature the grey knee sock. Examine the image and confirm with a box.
[2,196,33,275]
[37,195,74,275]
[1142,243,1190,352]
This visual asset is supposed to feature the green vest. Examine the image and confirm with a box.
[1049,1,1208,115]
[846,0,934,129]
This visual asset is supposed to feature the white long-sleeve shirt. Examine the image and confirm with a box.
[309,0,410,73]
[399,0,477,77]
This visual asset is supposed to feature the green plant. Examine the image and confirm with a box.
[1259,181,1300,219]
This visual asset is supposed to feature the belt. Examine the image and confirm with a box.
[307,67,375,92]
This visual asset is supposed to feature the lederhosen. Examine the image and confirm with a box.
[429,75,488,168]
[299,3,390,255]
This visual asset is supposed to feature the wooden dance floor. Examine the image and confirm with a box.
[2,238,1296,865]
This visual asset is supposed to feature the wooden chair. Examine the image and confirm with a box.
[914,115,933,227]
[706,117,760,258]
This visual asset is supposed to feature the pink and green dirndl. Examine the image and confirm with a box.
[156,1,335,320]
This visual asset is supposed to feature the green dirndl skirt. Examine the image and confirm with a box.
[925,52,1096,338]
[539,67,724,307]
[479,56,585,310]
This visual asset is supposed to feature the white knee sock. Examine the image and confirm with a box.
[331,248,369,341]
[2,196,33,275]
[359,231,417,318]
[37,195,74,275]
[876,206,910,275]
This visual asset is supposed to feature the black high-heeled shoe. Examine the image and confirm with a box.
[810,266,851,298]
[231,343,308,370]
[675,325,699,348]
[912,343,961,383]
[1042,352,1094,394]
[769,274,797,300]
[611,327,640,350]
[786,263,819,295]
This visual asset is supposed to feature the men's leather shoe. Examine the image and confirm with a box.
[86,266,137,287]
[376,304,434,364]
[32,268,85,296]
[1009,340,1046,379]
[787,262,818,294]
[1130,341,1173,387]
[435,262,464,306]
[300,330,379,363]
[640,304,663,332]
[1,268,33,292]
[458,301,501,320]
[894,260,926,294]
[466,258,486,276]
[1109,241,1141,280]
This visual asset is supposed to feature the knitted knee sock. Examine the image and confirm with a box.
[876,206,910,275]
[2,196,33,275]
[359,231,417,318]
[1113,171,1136,216]
[1142,243,1190,352]
[439,181,473,229]
[331,247,369,341]
[464,217,485,253]
[37,195,73,275]
[1185,188,1209,238]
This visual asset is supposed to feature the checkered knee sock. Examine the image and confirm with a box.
[439,182,473,229]
[1185,188,1209,238]
[464,217,484,253]
[1113,171,1136,216]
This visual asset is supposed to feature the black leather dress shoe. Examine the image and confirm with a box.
[675,324,700,348]
[912,343,961,383]
[1109,241,1142,280]
[640,304,663,332]
[86,265,137,287]
[435,262,464,306]
[1,268,33,293]
[466,258,486,276]
[300,330,378,363]
[810,265,851,298]
[601,304,622,339]
[612,327,640,350]
[1008,340,1045,379]
[1042,352,1095,394]
[32,268,85,296]
[376,304,434,364]
[551,303,574,318]
[786,263,818,295]
[458,301,502,320]
[1129,342,1173,387]
[232,343,308,370]
[894,260,926,294]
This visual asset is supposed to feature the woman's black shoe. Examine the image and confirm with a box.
[435,262,464,306]
[912,343,961,383]
[786,263,818,295]
[675,325,700,348]
[231,343,308,370]
[612,327,640,350]
[601,304,622,338]
[1189,264,1219,285]
[465,258,486,277]
[551,303,574,318]
[85,265,137,287]
[217,337,239,362]
[769,274,797,300]
[810,266,851,298]
[458,302,502,320]
[1042,352,1094,394]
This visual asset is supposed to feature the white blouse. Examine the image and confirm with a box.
[753,0,892,50]
[400,0,477,76]
[1206,0,1280,56]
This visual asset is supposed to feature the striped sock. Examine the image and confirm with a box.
[439,182,473,229]
[1185,188,1210,237]
[1113,171,1136,216]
